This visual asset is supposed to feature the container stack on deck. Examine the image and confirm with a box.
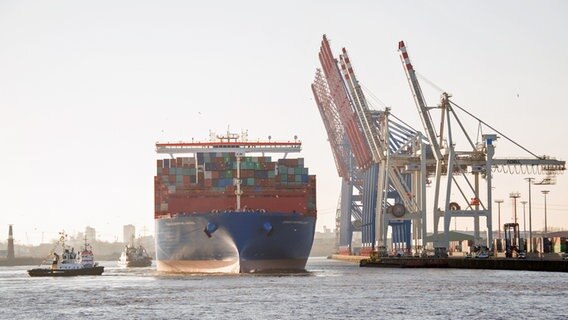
[154,153,316,218]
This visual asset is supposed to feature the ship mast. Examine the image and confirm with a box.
[235,152,243,211]
[216,130,244,211]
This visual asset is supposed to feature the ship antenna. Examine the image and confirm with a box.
[235,151,243,211]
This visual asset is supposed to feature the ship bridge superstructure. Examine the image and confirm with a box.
[156,134,302,156]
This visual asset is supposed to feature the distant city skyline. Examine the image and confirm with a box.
[0,224,153,246]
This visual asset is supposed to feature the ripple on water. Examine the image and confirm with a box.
[3,258,568,320]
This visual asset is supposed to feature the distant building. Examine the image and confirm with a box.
[85,226,96,242]
[7,225,15,260]
[123,224,135,243]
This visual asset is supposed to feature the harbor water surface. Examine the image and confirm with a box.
[3,257,568,319]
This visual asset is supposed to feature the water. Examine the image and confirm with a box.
[2,257,568,319]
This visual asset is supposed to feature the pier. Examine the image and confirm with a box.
[360,256,568,273]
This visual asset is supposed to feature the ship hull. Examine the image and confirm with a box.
[27,266,104,277]
[155,212,316,273]
[118,259,152,268]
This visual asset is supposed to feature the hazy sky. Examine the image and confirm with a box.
[1,1,567,245]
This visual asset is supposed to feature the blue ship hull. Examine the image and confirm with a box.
[155,212,316,273]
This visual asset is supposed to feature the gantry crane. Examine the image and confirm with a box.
[398,41,565,251]
[312,35,428,255]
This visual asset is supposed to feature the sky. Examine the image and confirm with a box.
[1,1,567,245]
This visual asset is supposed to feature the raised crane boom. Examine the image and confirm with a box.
[311,68,350,179]
[318,35,373,169]
[398,41,442,161]
[338,48,384,163]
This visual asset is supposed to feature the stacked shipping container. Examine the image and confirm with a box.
[154,153,316,218]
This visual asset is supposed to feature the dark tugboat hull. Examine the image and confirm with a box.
[119,259,152,268]
[126,260,152,268]
[27,266,104,277]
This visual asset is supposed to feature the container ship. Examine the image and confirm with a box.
[154,131,316,273]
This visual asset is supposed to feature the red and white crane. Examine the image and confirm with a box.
[317,35,373,170]
[313,35,427,255]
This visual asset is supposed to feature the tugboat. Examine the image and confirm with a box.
[27,232,104,277]
[118,235,152,268]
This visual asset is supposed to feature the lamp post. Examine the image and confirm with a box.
[521,200,527,240]
[521,200,527,252]
[525,178,534,252]
[509,192,520,223]
[495,199,504,239]
[510,192,521,247]
[542,190,549,237]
